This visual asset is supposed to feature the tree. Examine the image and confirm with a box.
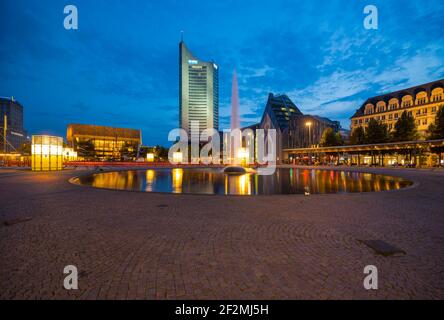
[428,105,444,139]
[120,142,138,161]
[76,139,95,160]
[392,111,418,142]
[155,145,169,160]
[428,105,444,166]
[365,118,389,144]
[19,142,31,155]
[349,126,366,145]
[320,128,343,147]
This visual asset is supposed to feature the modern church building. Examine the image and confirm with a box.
[179,41,219,140]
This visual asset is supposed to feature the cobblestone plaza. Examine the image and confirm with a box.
[1,166,443,299]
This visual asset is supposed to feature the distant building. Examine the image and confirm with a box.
[242,93,341,163]
[258,93,303,161]
[287,115,341,149]
[179,41,219,140]
[0,97,26,153]
[351,79,444,138]
[66,124,141,160]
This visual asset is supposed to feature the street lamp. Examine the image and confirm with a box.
[305,121,312,147]
[305,121,312,165]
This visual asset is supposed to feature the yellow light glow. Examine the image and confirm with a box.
[172,168,183,193]
[173,152,183,164]
[237,147,248,159]
[146,153,155,162]
[31,135,64,171]
[237,174,251,195]
[145,170,155,192]
[63,147,78,161]
[305,121,312,127]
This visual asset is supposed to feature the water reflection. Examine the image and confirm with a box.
[75,168,412,195]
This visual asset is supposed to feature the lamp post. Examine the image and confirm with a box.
[305,121,312,165]
[3,114,7,154]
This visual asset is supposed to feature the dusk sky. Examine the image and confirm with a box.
[1,0,444,145]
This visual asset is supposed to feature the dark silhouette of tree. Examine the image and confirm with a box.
[428,105,444,166]
[138,145,169,161]
[155,145,169,160]
[320,128,343,147]
[76,139,95,160]
[392,111,418,142]
[349,126,366,145]
[365,118,389,144]
[120,142,138,160]
[428,105,444,139]
[19,142,31,155]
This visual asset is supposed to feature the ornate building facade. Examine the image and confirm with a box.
[351,79,444,137]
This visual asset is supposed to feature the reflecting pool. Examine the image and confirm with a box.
[71,168,413,195]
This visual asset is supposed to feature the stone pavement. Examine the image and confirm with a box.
[0,166,443,299]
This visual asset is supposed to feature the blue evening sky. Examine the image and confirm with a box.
[1,0,444,145]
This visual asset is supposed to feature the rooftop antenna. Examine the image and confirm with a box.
[180,30,184,42]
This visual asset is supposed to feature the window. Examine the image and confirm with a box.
[402,101,412,108]
[389,114,393,120]
[432,106,437,113]
[394,113,399,119]
[417,98,427,105]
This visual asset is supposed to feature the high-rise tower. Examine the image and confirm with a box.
[179,41,219,140]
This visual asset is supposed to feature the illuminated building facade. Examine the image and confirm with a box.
[287,115,341,148]
[246,93,341,162]
[66,124,141,160]
[31,135,63,171]
[351,79,444,137]
[179,41,219,140]
[0,97,26,153]
[258,93,303,162]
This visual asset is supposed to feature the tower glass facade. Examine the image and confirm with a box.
[0,97,26,153]
[179,41,218,140]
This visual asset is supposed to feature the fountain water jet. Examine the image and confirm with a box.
[230,70,240,131]
[223,70,246,174]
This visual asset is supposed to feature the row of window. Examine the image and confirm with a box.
[364,94,443,115]
[354,106,438,125]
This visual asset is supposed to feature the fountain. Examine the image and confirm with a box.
[223,70,247,175]
[230,70,240,131]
